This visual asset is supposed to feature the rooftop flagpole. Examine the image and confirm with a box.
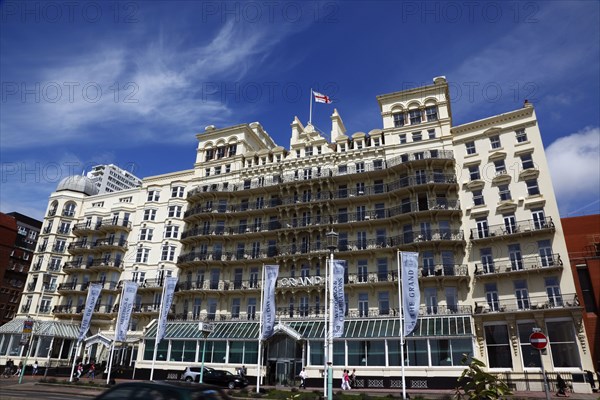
[309,88,313,124]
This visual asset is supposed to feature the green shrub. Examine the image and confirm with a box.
[454,354,512,400]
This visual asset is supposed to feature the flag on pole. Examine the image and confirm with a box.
[114,281,138,342]
[332,259,346,338]
[78,283,102,341]
[401,252,420,336]
[260,265,279,340]
[156,276,178,344]
[313,91,332,104]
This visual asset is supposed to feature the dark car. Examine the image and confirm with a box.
[194,368,248,389]
[93,381,230,400]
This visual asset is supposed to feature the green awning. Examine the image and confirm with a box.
[144,316,472,340]
[0,318,80,339]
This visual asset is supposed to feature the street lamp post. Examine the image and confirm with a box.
[326,230,338,400]
[198,322,214,384]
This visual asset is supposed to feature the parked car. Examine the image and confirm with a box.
[194,368,248,389]
[93,381,229,400]
[182,366,214,382]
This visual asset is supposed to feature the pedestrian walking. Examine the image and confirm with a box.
[341,369,351,390]
[32,360,38,376]
[299,368,307,389]
[75,362,83,380]
[87,362,96,380]
[556,374,569,397]
[350,369,357,387]
[13,361,23,376]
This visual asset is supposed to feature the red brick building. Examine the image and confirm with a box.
[0,213,18,325]
[0,212,42,326]
[562,214,600,373]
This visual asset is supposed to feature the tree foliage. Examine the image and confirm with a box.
[454,354,512,400]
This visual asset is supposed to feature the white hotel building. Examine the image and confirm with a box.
[0,77,594,391]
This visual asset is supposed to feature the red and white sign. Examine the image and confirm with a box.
[529,331,548,350]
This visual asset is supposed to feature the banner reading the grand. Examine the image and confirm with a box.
[77,283,102,342]
[401,252,420,336]
[156,276,178,344]
[332,259,346,338]
[114,281,138,342]
[260,265,279,340]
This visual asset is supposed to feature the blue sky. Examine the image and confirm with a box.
[1,0,599,220]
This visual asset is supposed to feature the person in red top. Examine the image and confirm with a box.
[87,362,96,380]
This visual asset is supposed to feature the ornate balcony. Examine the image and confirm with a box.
[474,253,563,279]
[474,293,579,314]
[470,217,555,242]
[99,218,132,232]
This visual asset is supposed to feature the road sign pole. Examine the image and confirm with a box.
[530,329,550,400]
[539,349,551,400]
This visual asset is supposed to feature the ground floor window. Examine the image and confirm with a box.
[547,321,581,368]
[143,339,168,361]
[484,324,512,368]
[308,338,472,367]
[518,323,541,368]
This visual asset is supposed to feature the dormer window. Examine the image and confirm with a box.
[305,146,313,156]
[339,143,346,152]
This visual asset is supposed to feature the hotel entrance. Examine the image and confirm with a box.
[266,334,302,386]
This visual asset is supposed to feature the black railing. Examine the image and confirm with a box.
[474,293,579,314]
[470,217,555,240]
[185,173,458,219]
[475,253,562,275]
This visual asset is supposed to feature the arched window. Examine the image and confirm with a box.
[63,202,76,217]
[48,200,59,216]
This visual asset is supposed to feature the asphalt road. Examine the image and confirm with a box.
[0,377,104,400]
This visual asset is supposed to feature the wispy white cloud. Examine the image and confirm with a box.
[2,19,304,149]
[546,126,600,216]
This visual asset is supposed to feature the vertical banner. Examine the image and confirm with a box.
[401,252,420,336]
[115,281,138,342]
[260,265,279,340]
[332,260,346,338]
[156,276,178,344]
[77,283,102,341]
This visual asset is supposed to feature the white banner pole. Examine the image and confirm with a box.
[256,264,265,393]
[150,281,168,381]
[69,341,81,382]
[397,251,406,400]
